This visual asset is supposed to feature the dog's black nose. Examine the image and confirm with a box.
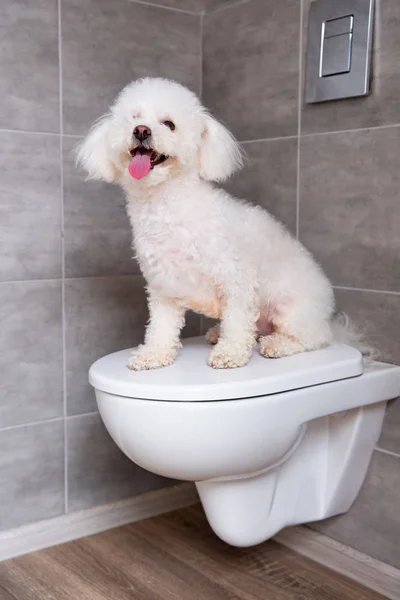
[133,125,152,142]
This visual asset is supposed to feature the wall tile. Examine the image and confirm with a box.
[0,132,61,281]
[299,128,400,291]
[65,276,148,415]
[0,421,64,530]
[0,281,63,429]
[0,0,59,133]
[334,289,400,365]
[63,137,137,278]
[67,413,172,512]
[379,399,400,455]
[203,0,300,141]
[62,0,201,135]
[301,0,400,134]
[226,138,298,233]
[309,450,400,569]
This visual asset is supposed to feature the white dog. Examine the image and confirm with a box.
[77,77,336,371]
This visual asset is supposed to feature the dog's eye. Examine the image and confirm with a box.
[163,120,175,131]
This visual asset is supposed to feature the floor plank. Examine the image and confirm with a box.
[0,505,386,600]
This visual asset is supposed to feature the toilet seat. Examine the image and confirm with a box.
[89,338,363,401]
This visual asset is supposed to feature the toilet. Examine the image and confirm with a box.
[89,337,400,547]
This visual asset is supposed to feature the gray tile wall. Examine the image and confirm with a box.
[203,0,400,569]
[0,0,201,531]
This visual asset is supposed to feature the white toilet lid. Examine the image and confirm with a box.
[89,338,363,401]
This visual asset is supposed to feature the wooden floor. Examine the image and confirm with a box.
[0,505,385,600]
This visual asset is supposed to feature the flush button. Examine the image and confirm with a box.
[324,15,353,37]
[321,33,352,77]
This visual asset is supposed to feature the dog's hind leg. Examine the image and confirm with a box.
[259,332,307,358]
[259,301,333,359]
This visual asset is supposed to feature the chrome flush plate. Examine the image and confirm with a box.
[305,0,374,103]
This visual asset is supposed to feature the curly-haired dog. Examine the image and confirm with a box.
[77,77,336,370]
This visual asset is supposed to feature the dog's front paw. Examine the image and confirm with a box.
[128,347,177,371]
[208,342,251,369]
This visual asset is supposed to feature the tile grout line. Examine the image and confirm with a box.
[301,121,400,139]
[0,128,82,139]
[199,11,204,101]
[0,128,60,137]
[206,0,252,15]
[0,278,64,285]
[0,411,101,434]
[1,278,399,296]
[375,447,400,459]
[66,411,100,421]
[0,417,65,434]
[0,273,144,285]
[198,9,205,341]
[63,133,83,139]
[333,285,400,296]
[2,120,400,141]
[128,0,199,15]
[4,123,400,142]
[58,0,68,516]
[296,0,303,240]
[240,135,298,144]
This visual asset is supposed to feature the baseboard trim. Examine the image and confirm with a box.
[275,526,400,600]
[0,483,198,562]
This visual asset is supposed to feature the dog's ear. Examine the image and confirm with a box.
[198,114,243,182]
[75,115,117,182]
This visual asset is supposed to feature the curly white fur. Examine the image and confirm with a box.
[77,77,336,370]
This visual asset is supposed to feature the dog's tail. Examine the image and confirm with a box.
[331,311,378,361]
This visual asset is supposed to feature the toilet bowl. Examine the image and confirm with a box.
[89,337,400,547]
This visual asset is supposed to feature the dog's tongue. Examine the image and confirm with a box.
[128,151,151,180]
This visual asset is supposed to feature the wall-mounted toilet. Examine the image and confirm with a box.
[89,337,400,547]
